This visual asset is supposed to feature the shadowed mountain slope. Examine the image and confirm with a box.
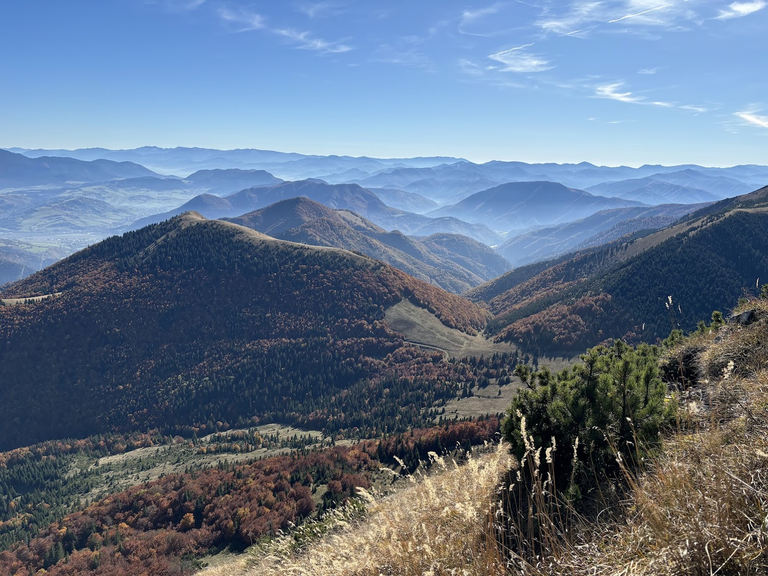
[0,213,488,450]
[468,186,768,355]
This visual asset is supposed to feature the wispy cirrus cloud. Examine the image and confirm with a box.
[594,82,680,109]
[537,1,605,36]
[679,104,713,113]
[536,0,699,37]
[716,0,766,19]
[373,44,431,68]
[638,67,658,74]
[372,35,432,69]
[534,0,763,41]
[297,2,346,19]
[595,82,645,103]
[275,28,353,53]
[488,43,553,72]
[458,2,522,37]
[218,7,266,31]
[458,58,487,76]
[589,117,639,124]
[457,59,528,88]
[736,110,768,128]
[146,0,207,12]
[218,7,352,54]
[461,3,505,24]
[181,0,206,9]
[607,2,673,24]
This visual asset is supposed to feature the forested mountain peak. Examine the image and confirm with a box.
[0,213,488,450]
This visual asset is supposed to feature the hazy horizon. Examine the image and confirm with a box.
[4,144,766,171]
[1,1,767,167]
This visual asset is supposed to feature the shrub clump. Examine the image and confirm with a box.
[502,340,675,501]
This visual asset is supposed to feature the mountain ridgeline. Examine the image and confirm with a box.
[224,197,510,293]
[429,181,641,232]
[0,149,158,188]
[130,179,501,245]
[468,186,768,354]
[496,203,708,267]
[0,213,489,451]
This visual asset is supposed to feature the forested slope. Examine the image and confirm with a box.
[469,187,768,354]
[0,213,488,450]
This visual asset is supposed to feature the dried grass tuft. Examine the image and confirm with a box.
[202,301,768,576]
[202,445,512,576]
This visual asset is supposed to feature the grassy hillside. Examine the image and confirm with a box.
[0,212,491,450]
[205,445,511,576]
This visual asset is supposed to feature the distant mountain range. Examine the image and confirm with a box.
[0,149,158,188]
[336,159,768,203]
[497,203,708,266]
[184,168,283,192]
[0,166,286,235]
[9,147,768,201]
[4,145,768,289]
[429,181,642,232]
[349,163,500,205]
[642,168,755,197]
[588,178,718,205]
[131,180,502,245]
[224,197,510,293]
[366,188,438,213]
[7,146,463,180]
[585,168,754,205]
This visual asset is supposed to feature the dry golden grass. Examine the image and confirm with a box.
[201,300,768,576]
[699,300,768,382]
[202,446,513,576]
[548,375,768,575]
[536,300,768,576]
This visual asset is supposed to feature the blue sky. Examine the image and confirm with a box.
[1,0,767,166]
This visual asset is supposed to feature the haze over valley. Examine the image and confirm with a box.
[3,2,768,575]
[3,146,767,288]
